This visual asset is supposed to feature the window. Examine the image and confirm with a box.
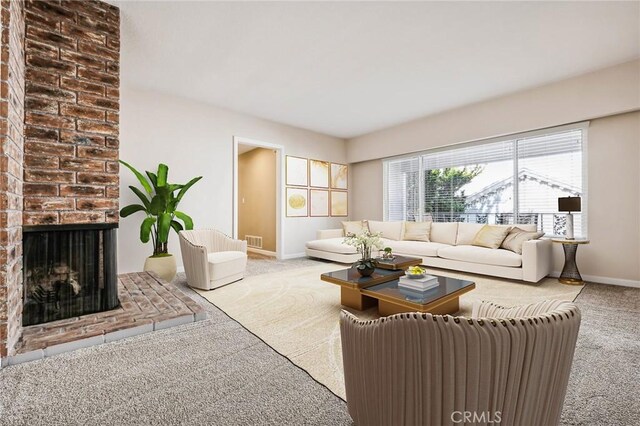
[383,124,586,237]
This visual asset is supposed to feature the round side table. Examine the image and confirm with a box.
[551,238,590,285]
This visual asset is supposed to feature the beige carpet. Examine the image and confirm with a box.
[196,263,583,399]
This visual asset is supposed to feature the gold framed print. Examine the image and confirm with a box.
[330,163,348,190]
[286,156,308,187]
[309,159,330,188]
[309,189,329,217]
[330,191,348,217]
[286,187,308,217]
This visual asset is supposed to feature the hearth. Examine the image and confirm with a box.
[22,224,119,326]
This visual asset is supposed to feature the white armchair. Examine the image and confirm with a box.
[178,229,248,290]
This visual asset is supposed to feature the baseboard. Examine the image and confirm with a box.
[550,271,640,288]
[247,248,277,257]
[280,252,306,260]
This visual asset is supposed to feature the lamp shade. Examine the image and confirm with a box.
[558,196,581,212]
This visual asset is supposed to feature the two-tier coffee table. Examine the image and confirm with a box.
[321,260,475,316]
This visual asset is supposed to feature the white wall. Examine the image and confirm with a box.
[118,87,347,273]
[348,60,640,163]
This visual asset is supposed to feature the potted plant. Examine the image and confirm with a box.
[383,247,394,259]
[343,230,384,277]
[119,161,202,282]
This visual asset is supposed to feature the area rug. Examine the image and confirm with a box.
[196,262,583,399]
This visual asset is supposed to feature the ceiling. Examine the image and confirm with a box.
[114,1,640,138]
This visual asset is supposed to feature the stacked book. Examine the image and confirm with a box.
[398,274,439,291]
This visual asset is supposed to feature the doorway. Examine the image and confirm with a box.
[233,137,284,259]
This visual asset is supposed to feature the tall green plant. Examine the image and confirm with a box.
[119,161,202,257]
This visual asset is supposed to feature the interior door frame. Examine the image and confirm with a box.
[232,136,285,259]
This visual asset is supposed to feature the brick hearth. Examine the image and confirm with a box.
[7,272,206,365]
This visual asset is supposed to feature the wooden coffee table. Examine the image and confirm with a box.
[320,267,405,310]
[321,266,475,316]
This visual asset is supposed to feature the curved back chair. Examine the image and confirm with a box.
[340,300,581,426]
[179,229,247,290]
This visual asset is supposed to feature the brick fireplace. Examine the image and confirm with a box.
[0,0,120,358]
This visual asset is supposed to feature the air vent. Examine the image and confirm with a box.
[245,235,263,249]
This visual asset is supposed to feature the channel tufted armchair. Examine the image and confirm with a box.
[340,300,581,426]
[179,229,247,290]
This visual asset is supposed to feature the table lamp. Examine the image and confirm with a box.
[558,196,581,239]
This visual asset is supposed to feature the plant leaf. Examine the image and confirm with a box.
[146,171,158,189]
[174,211,193,230]
[120,204,147,217]
[140,217,156,243]
[157,213,172,242]
[176,176,202,202]
[157,163,169,187]
[129,186,151,209]
[149,194,167,215]
[120,160,153,194]
[170,220,184,234]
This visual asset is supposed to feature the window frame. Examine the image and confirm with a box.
[382,122,589,238]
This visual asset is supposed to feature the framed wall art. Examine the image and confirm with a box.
[286,156,308,187]
[330,163,348,190]
[330,191,348,217]
[286,187,308,217]
[309,159,330,188]
[309,189,329,217]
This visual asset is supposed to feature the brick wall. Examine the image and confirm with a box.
[23,0,119,226]
[0,0,25,358]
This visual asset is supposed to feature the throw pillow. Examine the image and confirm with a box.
[500,227,545,254]
[368,220,404,241]
[455,223,485,245]
[403,221,431,242]
[342,220,368,236]
[472,225,512,249]
[430,222,459,245]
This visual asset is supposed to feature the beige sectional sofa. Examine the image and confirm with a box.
[305,220,552,282]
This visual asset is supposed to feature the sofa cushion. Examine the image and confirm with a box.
[306,238,357,254]
[456,223,485,245]
[430,222,458,245]
[437,245,522,267]
[368,220,404,241]
[472,225,512,249]
[500,227,545,254]
[385,240,451,257]
[342,220,368,236]
[403,221,431,242]
[207,251,247,280]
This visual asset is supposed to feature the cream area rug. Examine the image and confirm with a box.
[196,262,583,400]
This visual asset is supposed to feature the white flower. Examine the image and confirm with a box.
[343,230,384,260]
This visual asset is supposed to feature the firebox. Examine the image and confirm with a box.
[22,224,119,326]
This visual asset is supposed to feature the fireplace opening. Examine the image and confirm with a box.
[22,224,119,326]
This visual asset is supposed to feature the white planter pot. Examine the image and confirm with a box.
[144,254,177,282]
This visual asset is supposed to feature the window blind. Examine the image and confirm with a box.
[421,140,514,223]
[384,157,420,221]
[517,129,583,236]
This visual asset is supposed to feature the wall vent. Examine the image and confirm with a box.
[245,235,263,249]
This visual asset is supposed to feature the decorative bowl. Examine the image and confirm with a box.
[405,272,425,279]
[405,266,426,279]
